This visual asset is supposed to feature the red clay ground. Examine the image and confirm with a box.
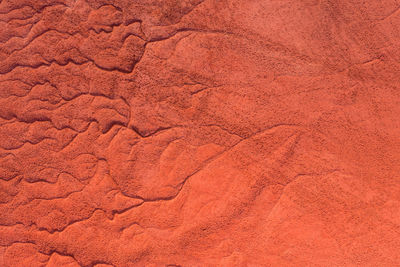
[1,0,400,266]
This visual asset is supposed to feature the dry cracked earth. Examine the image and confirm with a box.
[1,0,400,266]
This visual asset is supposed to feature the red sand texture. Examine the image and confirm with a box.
[1,0,400,266]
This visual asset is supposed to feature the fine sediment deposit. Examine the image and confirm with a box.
[1,0,400,266]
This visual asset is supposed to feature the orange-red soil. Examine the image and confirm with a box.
[1,0,400,266]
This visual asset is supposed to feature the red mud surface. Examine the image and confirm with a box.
[1,0,400,266]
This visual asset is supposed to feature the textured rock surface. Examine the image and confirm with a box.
[1,0,400,266]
